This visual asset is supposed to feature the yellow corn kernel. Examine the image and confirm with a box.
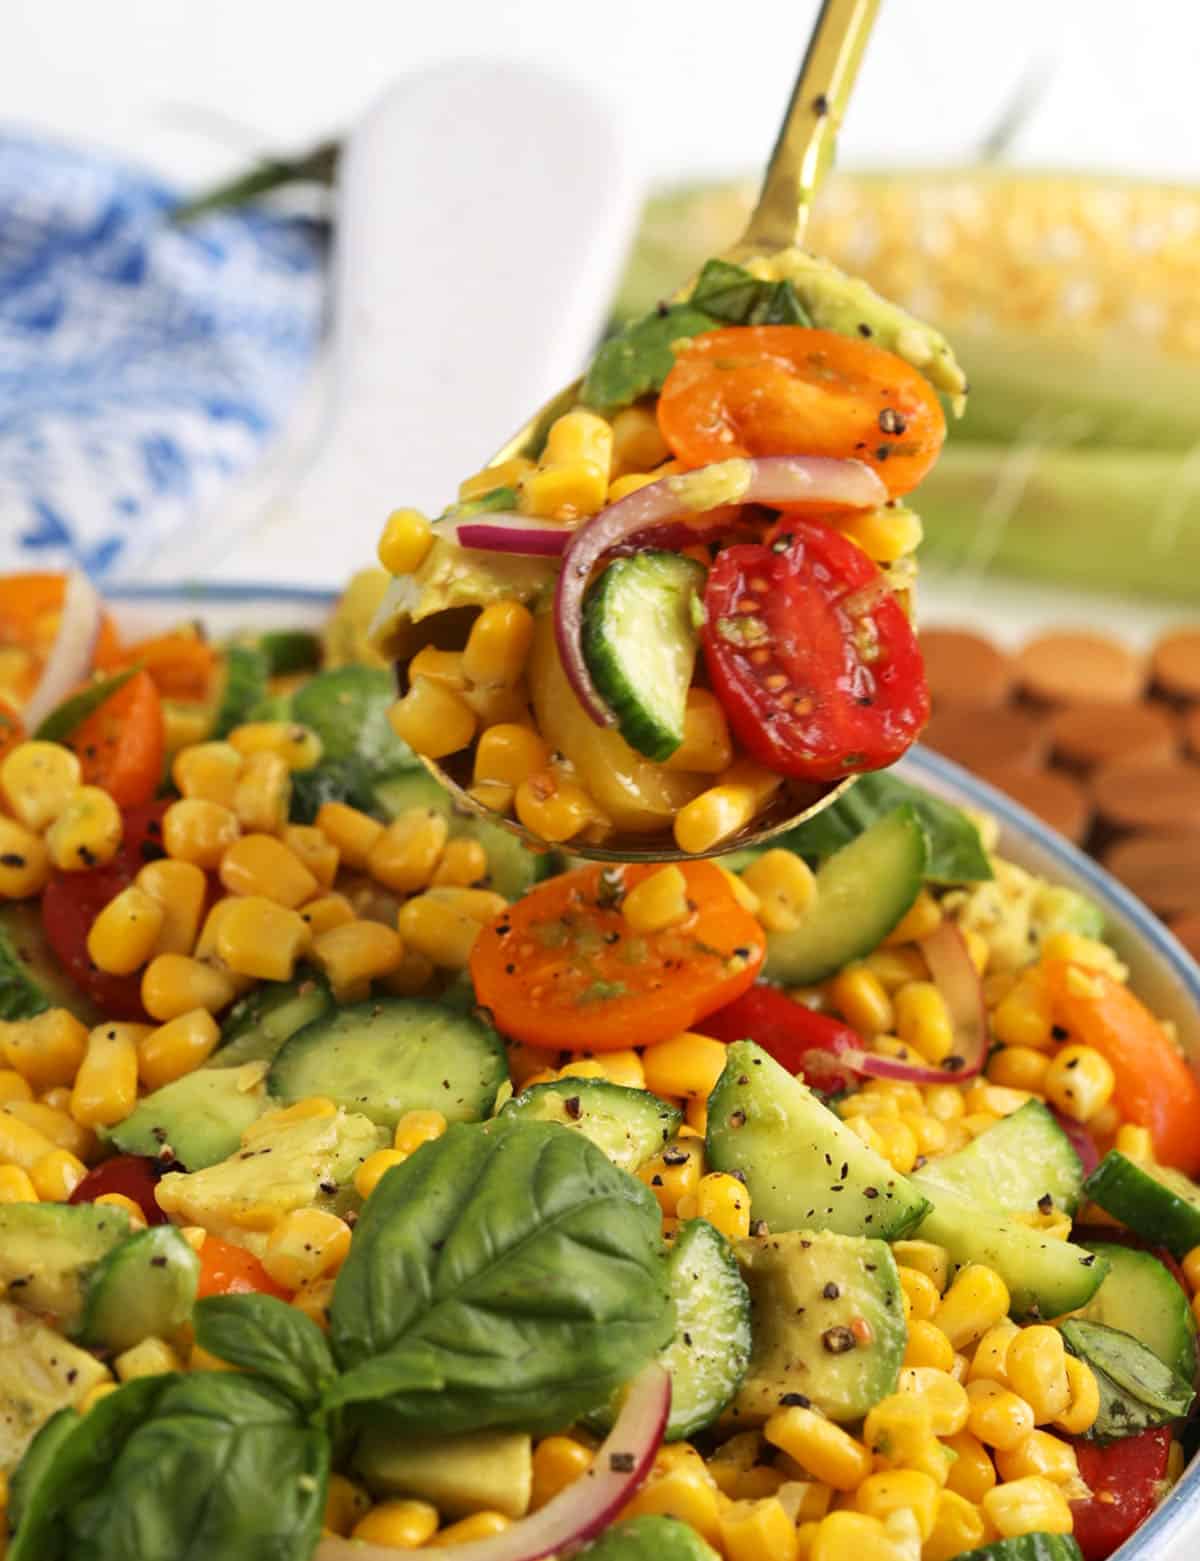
[961,1110,1002,1139]
[232,750,290,835]
[863,948,926,995]
[995,1428,1081,1488]
[262,1208,353,1290]
[464,601,536,689]
[810,1511,904,1561]
[883,890,942,946]
[636,1139,703,1216]
[0,1009,88,1089]
[299,892,356,937]
[609,405,671,478]
[719,1496,799,1561]
[392,1109,447,1158]
[513,771,598,844]
[622,865,690,935]
[161,701,211,754]
[315,801,384,870]
[963,1081,1033,1119]
[1111,1121,1151,1159]
[923,1489,988,1561]
[739,851,817,937]
[70,1023,142,1127]
[0,814,50,898]
[0,1164,37,1202]
[1043,1043,1116,1123]
[1053,1354,1100,1436]
[459,458,535,503]
[216,897,310,983]
[163,798,240,869]
[732,1466,785,1500]
[561,1049,645,1090]
[142,954,236,1022]
[968,1318,1019,1386]
[38,1085,71,1111]
[77,1379,119,1414]
[904,1319,956,1372]
[898,1366,970,1437]
[714,867,759,919]
[0,740,82,830]
[673,762,782,855]
[622,1465,721,1544]
[692,1172,751,1242]
[981,1475,1072,1539]
[378,506,435,574]
[431,837,489,888]
[407,646,468,691]
[890,1242,949,1297]
[662,689,733,775]
[922,1085,966,1124]
[1041,930,1126,979]
[0,1108,57,1172]
[137,1009,221,1091]
[992,970,1054,1051]
[836,505,923,565]
[965,1379,1037,1450]
[353,1496,441,1548]
[114,1336,183,1382]
[543,408,614,472]
[219,833,318,908]
[901,1108,948,1157]
[844,1114,888,1158]
[826,963,892,1035]
[530,1433,593,1508]
[172,741,244,808]
[312,920,404,999]
[987,1046,1050,1093]
[86,884,165,976]
[397,894,481,969]
[934,1265,1010,1350]
[861,1392,935,1470]
[897,1265,941,1322]
[870,1116,919,1175]
[1183,1245,1200,1293]
[323,1473,372,1538]
[30,1146,87,1201]
[389,676,477,758]
[765,1407,873,1492]
[642,1031,728,1100]
[0,1069,32,1104]
[519,463,605,523]
[369,810,449,895]
[854,1468,938,1540]
[5,1100,93,1160]
[94,1191,148,1230]
[354,1147,408,1200]
[608,471,663,502]
[1005,1325,1071,1424]
[473,723,551,789]
[380,947,437,998]
[43,785,121,873]
[961,926,991,975]
[136,858,207,956]
[941,1430,996,1503]
[290,1273,335,1331]
[893,981,955,1064]
[228,721,323,772]
[430,1512,512,1548]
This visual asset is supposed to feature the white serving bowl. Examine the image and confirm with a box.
[110,584,1200,1560]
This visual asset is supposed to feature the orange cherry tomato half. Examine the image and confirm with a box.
[65,668,165,808]
[0,571,123,704]
[470,861,765,1052]
[1044,960,1200,1176]
[195,1234,292,1301]
[118,630,218,702]
[657,326,946,498]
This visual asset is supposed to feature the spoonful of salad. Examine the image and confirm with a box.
[372,0,968,862]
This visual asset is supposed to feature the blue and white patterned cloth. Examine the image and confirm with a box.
[0,131,325,580]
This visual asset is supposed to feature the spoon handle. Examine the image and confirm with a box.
[733,0,880,258]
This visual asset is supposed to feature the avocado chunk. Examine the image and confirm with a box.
[154,1106,386,1256]
[104,1061,270,1170]
[726,1230,906,1425]
[356,1426,532,1519]
[577,1517,721,1561]
[0,902,100,1023]
[0,1303,109,1473]
[0,1203,131,1328]
[77,1226,200,1354]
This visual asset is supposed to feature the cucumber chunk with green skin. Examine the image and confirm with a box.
[958,1538,1083,1561]
[1060,1318,1195,1439]
[582,552,706,761]
[210,976,332,1069]
[76,1226,199,1353]
[291,666,418,770]
[1083,1151,1200,1258]
[728,1230,905,1424]
[706,1040,930,1241]
[1076,1241,1197,1382]
[0,902,101,1024]
[253,630,322,677]
[0,1203,131,1329]
[500,1079,680,1173]
[575,1516,721,1561]
[912,1182,1107,1319]
[211,644,270,737]
[762,805,928,985]
[105,1064,269,1170]
[267,998,508,1130]
[913,1100,1084,1215]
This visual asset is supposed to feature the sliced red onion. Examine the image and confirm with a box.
[1051,1108,1100,1177]
[440,513,572,557]
[315,1362,669,1561]
[22,570,103,730]
[554,456,887,725]
[828,919,988,1085]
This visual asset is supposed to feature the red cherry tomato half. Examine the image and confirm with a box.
[195,1234,292,1301]
[68,1153,168,1226]
[701,520,929,782]
[1070,1427,1173,1561]
[40,801,169,1020]
[697,983,862,1095]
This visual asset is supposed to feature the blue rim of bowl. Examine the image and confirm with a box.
[103,583,341,605]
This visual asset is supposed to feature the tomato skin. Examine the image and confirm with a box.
[69,1154,168,1225]
[0,572,123,703]
[1069,1427,1173,1561]
[470,861,765,1052]
[657,326,946,498]
[697,984,861,1094]
[66,668,164,808]
[702,522,929,781]
[40,801,169,1020]
[195,1234,292,1300]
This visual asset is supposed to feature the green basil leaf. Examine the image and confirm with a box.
[33,668,137,744]
[755,279,810,326]
[581,305,718,412]
[688,260,811,328]
[326,1119,673,1435]
[770,771,993,884]
[1061,1319,1195,1439]
[446,485,520,519]
[195,1294,338,1414]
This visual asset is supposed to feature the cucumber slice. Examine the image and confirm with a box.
[706,1040,930,1240]
[1060,1318,1195,1438]
[211,645,270,737]
[1083,1151,1200,1259]
[211,976,332,1069]
[0,902,100,1024]
[914,1101,1084,1215]
[959,1538,1083,1561]
[582,552,706,761]
[76,1226,199,1353]
[291,666,418,770]
[267,998,508,1129]
[1077,1240,1197,1382]
[500,1079,680,1173]
[762,806,927,985]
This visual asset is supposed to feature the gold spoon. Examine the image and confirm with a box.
[411,0,882,862]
